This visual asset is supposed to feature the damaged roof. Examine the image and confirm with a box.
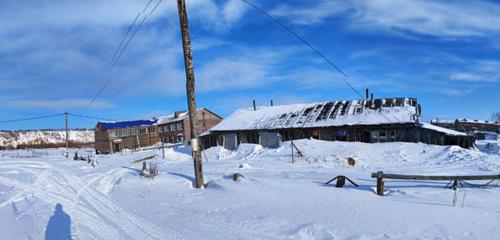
[210,98,420,132]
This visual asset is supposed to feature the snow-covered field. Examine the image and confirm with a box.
[0,139,499,239]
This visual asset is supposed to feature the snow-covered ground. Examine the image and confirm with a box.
[0,139,499,239]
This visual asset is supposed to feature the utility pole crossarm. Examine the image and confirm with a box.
[176,0,205,188]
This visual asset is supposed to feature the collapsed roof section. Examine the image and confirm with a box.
[211,98,420,132]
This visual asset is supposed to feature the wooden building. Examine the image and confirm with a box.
[201,98,474,150]
[431,118,499,133]
[157,108,222,145]
[94,108,222,153]
[94,119,159,154]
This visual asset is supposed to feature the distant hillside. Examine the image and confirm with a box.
[0,129,94,149]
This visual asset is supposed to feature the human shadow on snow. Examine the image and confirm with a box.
[45,203,72,240]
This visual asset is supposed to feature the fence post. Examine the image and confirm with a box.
[376,171,384,196]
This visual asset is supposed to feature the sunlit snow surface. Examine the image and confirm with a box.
[0,140,499,239]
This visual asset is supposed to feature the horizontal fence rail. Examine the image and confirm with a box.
[371,171,500,196]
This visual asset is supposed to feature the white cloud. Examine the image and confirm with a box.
[196,49,291,92]
[450,60,500,82]
[271,1,350,25]
[4,99,112,110]
[440,89,469,97]
[271,0,500,38]
[0,0,251,110]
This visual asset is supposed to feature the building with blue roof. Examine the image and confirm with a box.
[94,108,222,153]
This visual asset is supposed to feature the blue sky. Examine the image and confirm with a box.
[0,0,499,130]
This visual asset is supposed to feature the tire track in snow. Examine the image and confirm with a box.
[72,168,189,239]
[0,160,186,239]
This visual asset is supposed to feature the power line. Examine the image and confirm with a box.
[85,0,162,110]
[69,113,117,122]
[240,0,364,99]
[109,12,141,67]
[110,0,154,68]
[0,113,65,123]
[240,0,405,124]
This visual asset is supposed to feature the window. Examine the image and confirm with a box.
[389,131,396,142]
[109,130,116,138]
[354,106,363,114]
[177,134,184,143]
[379,131,387,142]
[177,122,183,130]
[139,128,147,135]
[148,126,155,133]
[370,131,379,143]
[170,124,176,131]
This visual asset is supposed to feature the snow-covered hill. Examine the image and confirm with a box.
[0,129,94,148]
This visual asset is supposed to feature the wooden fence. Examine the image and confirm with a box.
[371,171,500,196]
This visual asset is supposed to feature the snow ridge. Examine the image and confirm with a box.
[0,130,94,148]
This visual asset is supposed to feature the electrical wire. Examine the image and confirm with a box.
[239,0,409,124]
[85,0,162,110]
[69,113,117,122]
[240,0,364,99]
[0,113,65,123]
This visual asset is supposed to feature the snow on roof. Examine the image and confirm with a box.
[456,119,499,125]
[156,108,218,125]
[431,119,455,124]
[418,122,468,136]
[98,119,157,130]
[157,112,188,125]
[211,98,419,132]
[432,118,499,125]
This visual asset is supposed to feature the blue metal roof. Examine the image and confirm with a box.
[98,119,157,130]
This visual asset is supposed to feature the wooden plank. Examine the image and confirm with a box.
[131,155,156,163]
[371,172,500,181]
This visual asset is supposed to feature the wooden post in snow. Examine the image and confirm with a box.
[376,171,384,196]
[177,0,204,188]
[65,111,69,158]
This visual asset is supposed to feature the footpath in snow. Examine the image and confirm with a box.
[0,139,499,239]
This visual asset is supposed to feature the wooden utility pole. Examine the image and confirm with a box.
[65,111,69,158]
[177,0,204,188]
